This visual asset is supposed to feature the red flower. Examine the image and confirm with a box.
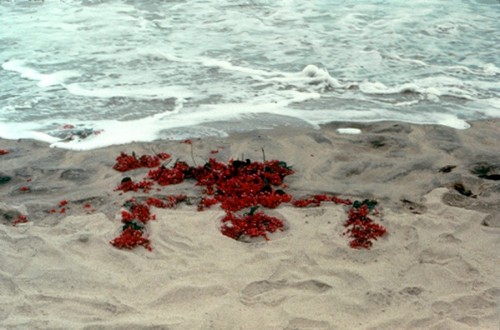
[19,186,30,192]
[0,149,9,155]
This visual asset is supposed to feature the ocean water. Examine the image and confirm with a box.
[1,0,499,150]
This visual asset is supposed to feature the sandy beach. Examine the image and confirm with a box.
[1,120,499,329]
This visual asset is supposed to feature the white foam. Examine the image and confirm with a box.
[64,84,194,100]
[337,128,362,135]
[2,60,79,87]
[483,63,500,76]
[360,81,422,95]
[0,122,59,143]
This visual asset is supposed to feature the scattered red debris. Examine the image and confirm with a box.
[115,177,155,193]
[0,149,10,155]
[57,200,69,214]
[47,200,71,214]
[293,194,352,208]
[63,124,75,129]
[210,150,219,154]
[19,186,30,192]
[12,215,29,226]
[144,195,187,209]
[83,202,95,214]
[183,139,192,145]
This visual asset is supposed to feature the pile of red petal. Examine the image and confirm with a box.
[110,227,152,251]
[148,161,190,186]
[343,200,387,249]
[221,208,285,241]
[192,159,294,212]
[110,150,387,251]
[113,152,170,172]
[191,159,293,240]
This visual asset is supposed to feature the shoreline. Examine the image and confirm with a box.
[1,119,499,328]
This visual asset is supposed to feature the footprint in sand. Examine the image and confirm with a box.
[285,317,330,329]
[418,249,481,280]
[470,162,500,181]
[431,292,498,327]
[400,199,427,214]
[437,233,462,244]
[240,279,332,306]
[399,286,424,296]
[482,212,500,228]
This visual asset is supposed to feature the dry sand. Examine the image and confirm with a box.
[1,120,499,329]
